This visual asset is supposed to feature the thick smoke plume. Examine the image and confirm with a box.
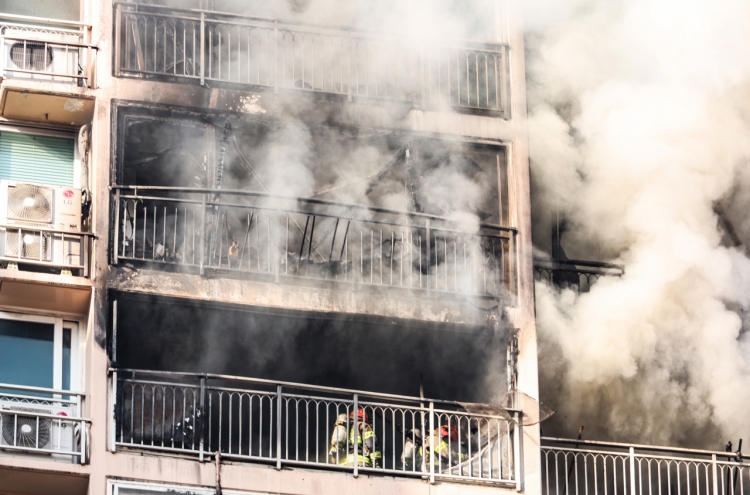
[526,0,750,446]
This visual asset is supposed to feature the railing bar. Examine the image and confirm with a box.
[428,231,440,290]
[380,229,383,285]
[390,231,394,286]
[151,206,156,260]
[400,231,404,286]
[454,236,458,291]
[418,234,422,288]
[328,217,340,270]
[360,230,363,281]
[239,212,252,270]
[248,393,253,456]
[228,393,233,454]
[444,234,448,291]
[149,385,155,446]
[298,215,309,273]
[286,216,289,274]
[267,217,271,273]
[173,207,178,256]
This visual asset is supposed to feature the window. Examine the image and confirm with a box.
[0,312,79,396]
[110,479,274,495]
[0,130,76,187]
[1,0,81,22]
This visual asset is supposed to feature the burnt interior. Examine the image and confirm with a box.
[113,291,508,402]
[115,106,508,226]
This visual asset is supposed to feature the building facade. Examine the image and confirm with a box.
[0,1,540,494]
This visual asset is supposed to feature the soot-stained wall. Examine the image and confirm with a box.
[113,291,509,402]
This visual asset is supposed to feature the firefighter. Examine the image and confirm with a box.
[401,427,424,471]
[401,424,468,472]
[429,424,468,470]
[329,408,382,468]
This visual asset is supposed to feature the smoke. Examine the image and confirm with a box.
[526,0,750,445]
[115,0,516,410]
[120,0,513,300]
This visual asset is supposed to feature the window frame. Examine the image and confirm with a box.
[108,479,271,495]
[0,310,81,394]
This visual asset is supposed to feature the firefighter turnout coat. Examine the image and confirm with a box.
[329,414,382,468]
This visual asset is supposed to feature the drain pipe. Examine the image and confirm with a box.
[215,451,222,495]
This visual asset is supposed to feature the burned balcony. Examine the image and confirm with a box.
[112,369,519,485]
[534,258,624,294]
[0,13,97,87]
[111,111,515,300]
[112,187,514,298]
[113,2,509,115]
[110,292,519,485]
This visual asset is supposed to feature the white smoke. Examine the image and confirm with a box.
[526,0,750,445]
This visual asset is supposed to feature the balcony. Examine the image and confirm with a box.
[534,258,624,294]
[0,383,89,464]
[0,13,96,87]
[112,368,520,486]
[1,224,93,277]
[113,2,509,115]
[112,186,516,300]
[541,437,748,495]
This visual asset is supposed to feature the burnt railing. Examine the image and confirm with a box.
[113,2,509,115]
[0,382,89,464]
[0,13,97,86]
[534,258,624,294]
[0,224,93,277]
[112,186,515,299]
[542,437,748,495]
[112,368,519,485]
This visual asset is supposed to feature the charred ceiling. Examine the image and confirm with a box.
[111,291,511,403]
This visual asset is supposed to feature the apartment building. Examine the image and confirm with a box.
[0,0,540,494]
[3,1,750,495]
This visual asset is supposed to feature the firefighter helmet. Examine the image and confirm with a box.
[439,424,459,442]
[350,407,370,423]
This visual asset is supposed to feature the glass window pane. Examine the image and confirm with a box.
[1,0,80,22]
[0,319,54,394]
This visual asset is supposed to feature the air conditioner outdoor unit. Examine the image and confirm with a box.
[0,401,76,455]
[0,180,82,266]
[4,28,80,81]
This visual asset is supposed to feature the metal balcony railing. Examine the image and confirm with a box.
[542,437,749,495]
[534,258,624,294]
[112,186,516,299]
[0,382,89,463]
[113,2,509,115]
[112,368,519,485]
[0,13,97,87]
[0,224,93,277]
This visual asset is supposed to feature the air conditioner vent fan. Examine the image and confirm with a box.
[7,184,53,223]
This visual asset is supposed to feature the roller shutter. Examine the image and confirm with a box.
[0,131,75,186]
